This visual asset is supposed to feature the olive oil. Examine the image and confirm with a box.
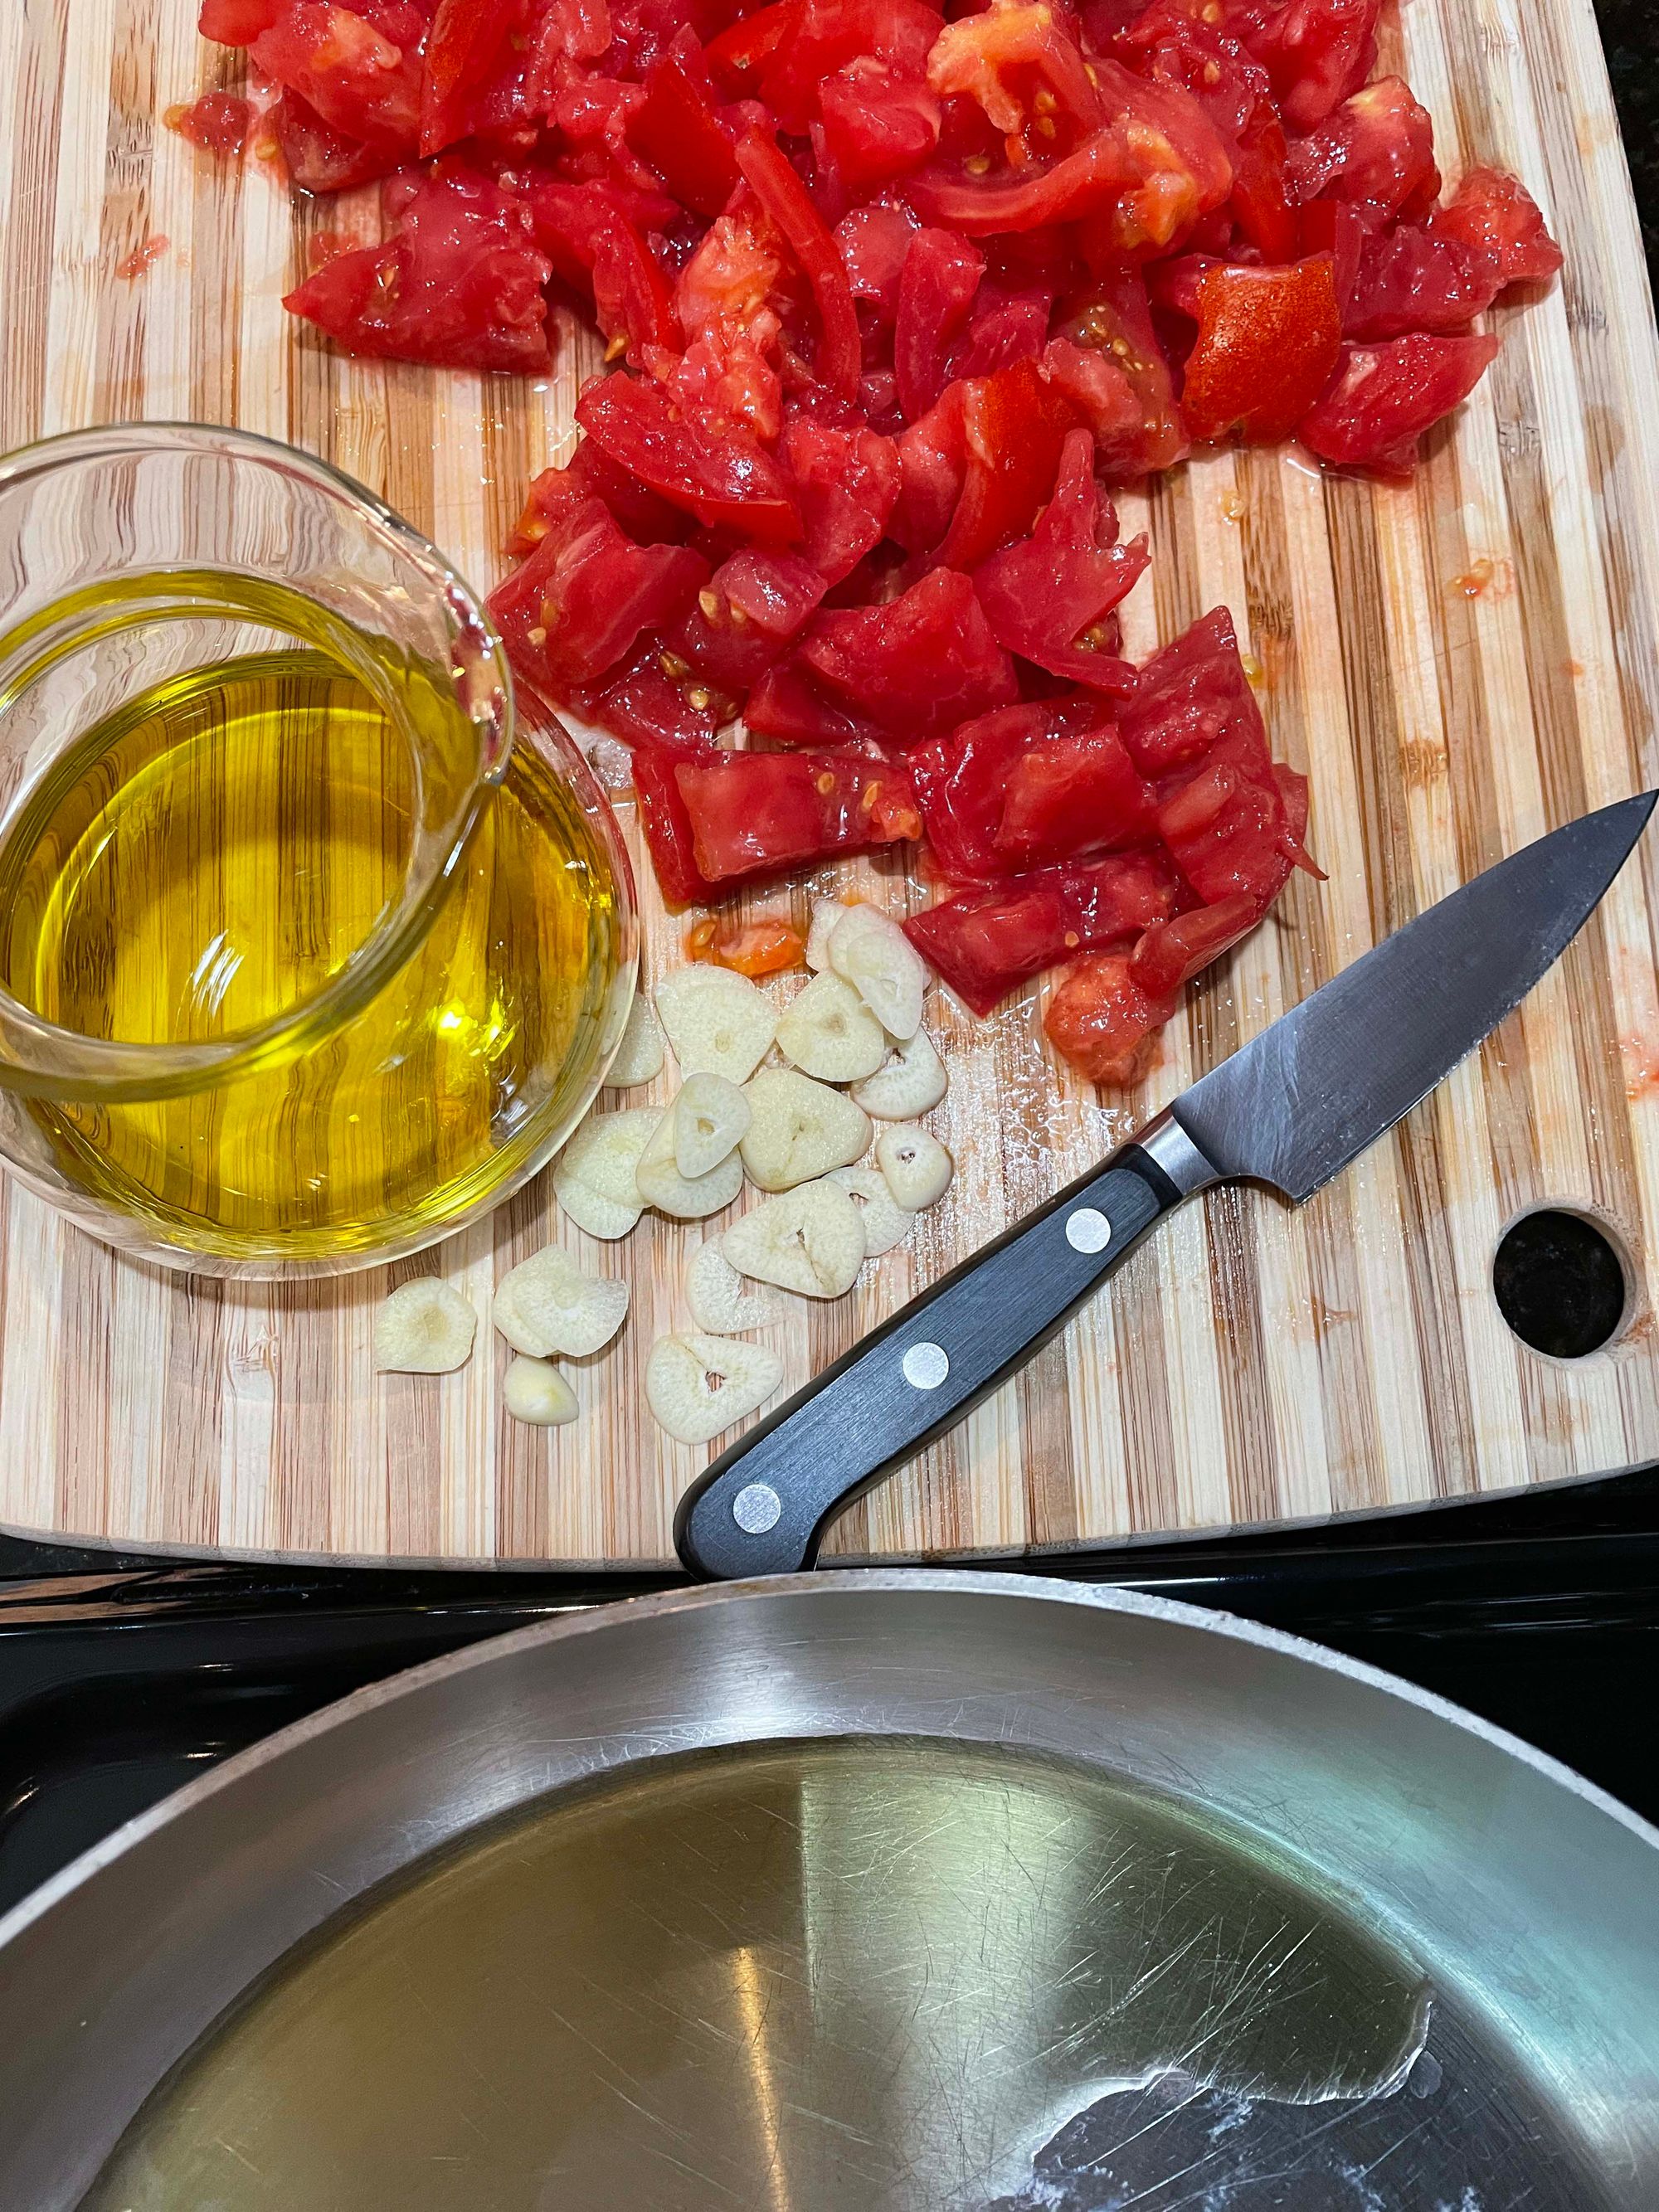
[0,645,620,1262]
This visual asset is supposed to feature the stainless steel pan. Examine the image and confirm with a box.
[1,1573,1655,2209]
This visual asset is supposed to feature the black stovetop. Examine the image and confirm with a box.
[0,0,1654,1932]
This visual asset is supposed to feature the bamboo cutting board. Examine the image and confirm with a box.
[0,0,1655,1567]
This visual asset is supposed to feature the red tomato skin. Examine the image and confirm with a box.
[530,182,679,364]
[282,166,552,372]
[1285,76,1439,222]
[488,497,710,693]
[937,357,1079,571]
[200,0,280,39]
[1298,331,1499,475]
[1180,255,1342,444]
[905,854,1180,1017]
[705,0,804,95]
[674,751,922,885]
[995,727,1155,868]
[799,566,1018,744]
[576,372,805,542]
[664,547,829,690]
[893,228,985,424]
[419,0,517,153]
[1043,950,1176,1085]
[911,694,1115,881]
[735,127,862,401]
[1428,168,1562,287]
[743,654,890,746]
[973,425,1146,690]
[1130,890,1260,996]
[627,31,742,216]
[633,745,722,907]
[252,2,423,153]
[909,129,1136,236]
[507,445,693,557]
[820,70,941,190]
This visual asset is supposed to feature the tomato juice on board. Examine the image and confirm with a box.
[195,0,1561,1083]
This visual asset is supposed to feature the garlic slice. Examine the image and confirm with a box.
[805,896,850,973]
[828,902,927,1040]
[740,1068,872,1192]
[672,1072,752,1179]
[502,1356,580,1427]
[645,1331,785,1446]
[723,1179,867,1299]
[776,970,888,1083]
[606,993,666,1087]
[850,1025,948,1120]
[685,1241,781,1334]
[373,1278,477,1373]
[827,1164,914,1257]
[553,1107,662,1240]
[635,1103,745,1219]
[654,965,777,1084]
[494,1247,629,1359]
[875,1122,954,1210]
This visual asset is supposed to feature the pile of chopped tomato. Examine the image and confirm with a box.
[198,0,1559,1085]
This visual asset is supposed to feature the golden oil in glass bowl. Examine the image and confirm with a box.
[0,596,624,1266]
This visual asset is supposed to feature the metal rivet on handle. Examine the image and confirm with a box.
[902,1342,950,1390]
[732,1481,782,1534]
[1066,1208,1112,1254]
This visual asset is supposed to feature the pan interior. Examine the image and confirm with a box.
[82,1734,1608,2211]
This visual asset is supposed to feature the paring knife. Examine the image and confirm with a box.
[675,793,1656,1581]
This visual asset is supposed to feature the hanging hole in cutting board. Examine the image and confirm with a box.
[1492,1207,1632,1359]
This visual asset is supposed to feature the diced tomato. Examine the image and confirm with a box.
[632,744,720,906]
[1229,97,1297,260]
[664,546,828,689]
[904,852,1180,1014]
[1285,77,1439,222]
[1156,746,1304,908]
[1120,605,1263,775]
[743,654,890,745]
[995,726,1155,866]
[1342,222,1498,341]
[909,130,1136,236]
[627,30,742,215]
[1130,890,1260,995]
[835,202,918,320]
[577,370,804,540]
[531,182,679,365]
[910,695,1106,879]
[252,2,423,153]
[1298,330,1500,475]
[893,228,984,423]
[1053,266,1189,476]
[675,205,785,353]
[927,0,1103,160]
[507,441,693,557]
[1235,0,1380,134]
[1043,949,1175,1083]
[1428,168,1562,287]
[956,284,1052,376]
[1180,255,1341,443]
[688,914,807,974]
[488,496,709,693]
[705,0,805,95]
[577,643,728,757]
[674,751,922,884]
[282,165,552,371]
[1295,194,1364,318]
[756,0,939,136]
[781,416,902,581]
[973,427,1146,688]
[800,566,1017,743]
[200,0,281,35]
[168,90,255,153]
[268,90,402,190]
[938,356,1078,569]
[734,128,862,400]
[420,0,518,153]
[820,68,941,189]
[890,383,967,553]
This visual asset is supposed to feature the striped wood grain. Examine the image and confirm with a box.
[0,0,1654,1564]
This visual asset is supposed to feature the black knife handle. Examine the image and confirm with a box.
[674,1140,1190,1579]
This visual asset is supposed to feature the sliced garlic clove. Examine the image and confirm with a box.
[645,1331,785,1446]
[827,902,927,1040]
[723,1179,867,1299]
[740,1068,872,1192]
[684,1240,781,1334]
[654,965,778,1084]
[672,1071,752,1179]
[494,1247,630,1359]
[850,1025,948,1120]
[502,1356,580,1427]
[606,992,666,1087]
[805,896,850,973]
[635,1102,745,1219]
[553,1106,662,1240]
[775,970,888,1083]
[875,1122,954,1210]
[827,1164,914,1257]
[373,1278,477,1373]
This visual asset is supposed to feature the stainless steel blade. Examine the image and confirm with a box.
[1172,792,1656,1203]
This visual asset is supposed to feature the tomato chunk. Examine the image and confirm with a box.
[894,228,985,424]
[1298,331,1500,476]
[938,356,1078,570]
[799,566,1018,744]
[488,496,709,693]
[1180,255,1341,444]
[973,425,1146,688]
[282,166,552,372]
[664,547,829,691]
[995,727,1155,868]
[252,2,422,153]
[632,745,721,907]
[674,751,922,885]
[1342,224,1498,342]
[627,32,742,216]
[269,89,403,192]
[1130,891,1261,996]
[1285,77,1439,221]
[507,443,693,557]
[1120,605,1263,775]
[688,915,807,975]
[1428,168,1562,287]
[1236,0,1381,134]
[781,416,902,582]
[1051,268,1189,477]
[577,371,804,541]
[531,182,680,366]
[1043,950,1175,1085]
[904,853,1180,1015]
[911,696,1107,880]
[735,127,862,400]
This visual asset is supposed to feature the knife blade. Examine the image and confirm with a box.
[675,792,1655,1581]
